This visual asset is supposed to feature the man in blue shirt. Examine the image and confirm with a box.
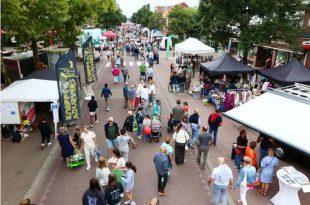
[153,147,169,196]
[101,83,112,111]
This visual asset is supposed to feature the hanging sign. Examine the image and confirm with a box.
[82,36,97,84]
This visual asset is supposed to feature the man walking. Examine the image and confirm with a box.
[139,61,146,81]
[208,109,222,146]
[123,82,129,109]
[87,96,98,127]
[104,117,120,156]
[140,85,149,111]
[135,107,144,139]
[196,126,212,170]
[149,80,156,106]
[153,147,170,196]
[208,157,233,205]
[38,117,52,149]
[172,99,184,127]
[189,108,201,149]
[128,84,136,110]
[80,125,98,171]
[123,110,134,135]
[101,83,112,111]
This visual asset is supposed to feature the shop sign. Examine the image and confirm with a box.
[55,52,81,123]
[82,36,97,84]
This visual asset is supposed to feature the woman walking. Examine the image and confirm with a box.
[104,173,124,205]
[122,161,137,205]
[81,125,98,171]
[173,123,190,165]
[259,148,279,196]
[82,178,106,205]
[57,127,76,167]
[161,137,174,174]
[116,128,136,161]
[96,157,111,188]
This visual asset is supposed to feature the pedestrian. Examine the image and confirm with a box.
[116,128,136,161]
[123,110,135,134]
[104,117,120,156]
[96,157,111,188]
[115,55,121,68]
[104,173,124,205]
[256,134,275,164]
[73,125,81,148]
[135,107,144,140]
[208,109,222,146]
[140,61,146,81]
[173,123,190,165]
[245,141,258,169]
[152,100,160,117]
[107,49,112,61]
[258,148,279,196]
[153,147,170,196]
[178,73,186,95]
[82,178,106,205]
[147,66,154,81]
[122,161,137,205]
[112,67,120,84]
[134,46,139,60]
[37,117,52,149]
[235,129,248,172]
[135,81,143,108]
[128,84,136,110]
[208,157,233,205]
[123,82,129,109]
[233,156,257,205]
[111,53,116,68]
[57,127,76,167]
[122,66,129,82]
[196,126,212,170]
[19,198,35,205]
[87,95,99,127]
[140,85,149,113]
[101,83,113,111]
[108,149,126,169]
[149,80,156,106]
[160,137,174,175]
[189,108,201,149]
[172,99,184,127]
[81,125,98,171]
[171,72,179,94]
[147,198,160,205]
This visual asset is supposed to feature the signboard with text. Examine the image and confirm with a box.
[82,36,97,84]
[55,52,81,123]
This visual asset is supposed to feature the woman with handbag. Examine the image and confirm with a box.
[58,127,77,167]
[81,125,98,171]
[258,148,278,196]
[173,123,190,165]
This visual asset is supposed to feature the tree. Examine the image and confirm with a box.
[168,6,200,38]
[148,12,165,30]
[131,4,153,27]
[199,0,305,64]
[2,0,69,69]
[98,8,126,29]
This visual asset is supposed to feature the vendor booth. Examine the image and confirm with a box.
[102,31,116,40]
[258,59,310,85]
[0,69,60,136]
[175,37,215,56]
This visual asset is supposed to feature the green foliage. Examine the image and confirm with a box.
[131,4,153,27]
[168,6,200,38]
[199,0,305,55]
[98,8,126,29]
[148,12,165,30]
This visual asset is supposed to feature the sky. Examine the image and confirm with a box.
[116,0,199,18]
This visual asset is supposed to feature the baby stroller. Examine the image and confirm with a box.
[167,113,174,134]
[151,116,161,143]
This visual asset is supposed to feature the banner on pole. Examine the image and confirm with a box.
[82,36,97,84]
[55,52,81,123]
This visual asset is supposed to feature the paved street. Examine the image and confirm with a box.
[2,51,310,205]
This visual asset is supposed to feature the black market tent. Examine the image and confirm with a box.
[23,68,57,81]
[258,59,310,85]
[200,53,256,75]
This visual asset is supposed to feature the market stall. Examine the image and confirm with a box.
[175,37,215,56]
[102,31,116,40]
[0,69,59,136]
[258,59,310,85]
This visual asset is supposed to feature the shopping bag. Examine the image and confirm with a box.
[133,117,138,132]
[112,169,124,185]
[95,147,102,159]
[68,149,85,168]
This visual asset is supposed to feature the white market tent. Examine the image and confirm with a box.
[1,79,59,102]
[223,88,310,156]
[175,37,215,56]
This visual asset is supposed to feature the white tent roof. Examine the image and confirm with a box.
[175,37,215,56]
[224,91,310,156]
[0,79,59,102]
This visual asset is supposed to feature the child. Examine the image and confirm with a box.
[116,129,136,161]
[183,101,190,123]
[122,161,137,205]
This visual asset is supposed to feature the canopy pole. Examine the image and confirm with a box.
[51,101,59,141]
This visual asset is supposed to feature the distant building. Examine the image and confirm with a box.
[154,2,189,27]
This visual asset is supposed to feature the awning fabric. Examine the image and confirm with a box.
[258,59,310,85]
[223,92,310,156]
[200,53,256,75]
[152,31,165,37]
[175,37,215,56]
[0,79,59,102]
[23,68,57,81]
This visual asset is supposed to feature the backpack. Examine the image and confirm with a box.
[122,68,128,75]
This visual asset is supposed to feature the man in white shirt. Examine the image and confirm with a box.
[140,84,149,110]
[208,157,233,205]
[81,125,98,171]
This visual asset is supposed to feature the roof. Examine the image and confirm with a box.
[258,59,310,85]
[223,84,310,156]
[0,79,59,102]
[200,53,256,75]
[175,37,215,56]
[152,31,165,37]
[23,68,57,81]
